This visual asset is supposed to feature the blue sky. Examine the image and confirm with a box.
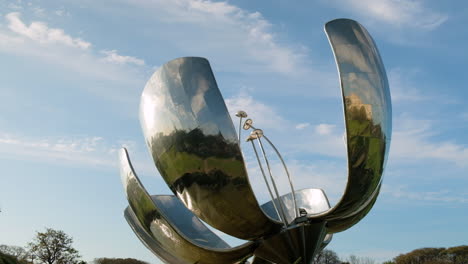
[0,0,467,263]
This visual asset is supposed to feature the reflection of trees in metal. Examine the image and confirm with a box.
[119,18,392,264]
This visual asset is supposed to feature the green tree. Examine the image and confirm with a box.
[27,228,81,264]
[394,247,447,264]
[441,245,468,264]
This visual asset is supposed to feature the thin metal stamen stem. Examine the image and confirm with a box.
[238,117,243,144]
[250,140,282,224]
[257,137,289,227]
[263,135,299,218]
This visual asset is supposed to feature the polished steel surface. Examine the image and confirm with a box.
[262,135,298,219]
[257,137,289,227]
[139,57,281,240]
[307,18,391,233]
[235,111,248,143]
[253,221,328,264]
[251,140,282,224]
[251,257,273,264]
[261,188,333,253]
[120,18,392,264]
[124,207,184,264]
[120,148,258,264]
[261,188,331,225]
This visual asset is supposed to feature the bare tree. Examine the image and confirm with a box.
[93,258,149,264]
[313,249,341,264]
[347,255,376,264]
[0,244,28,261]
[27,228,81,264]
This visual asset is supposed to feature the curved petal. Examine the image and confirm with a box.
[261,188,331,224]
[119,148,257,263]
[139,57,281,239]
[308,19,392,233]
[124,207,185,264]
[260,188,333,252]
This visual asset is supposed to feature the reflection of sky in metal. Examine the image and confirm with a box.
[138,57,283,240]
[123,18,392,263]
[327,20,392,139]
[261,188,331,224]
[140,57,237,141]
[120,148,257,263]
[287,19,392,233]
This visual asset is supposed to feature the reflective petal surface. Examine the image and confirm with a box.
[253,222,328,264]
[119,148,257,264]
[120,18,392,264]
[139,57,281,239]
[261,188,331,224]
[124,207,185,264]
[307,19,391,233]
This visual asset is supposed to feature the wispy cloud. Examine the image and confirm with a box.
[388,68,430,102]
[0,12,147,86]
[6,12,91,49]
[0,132,160,176]
[383,184,468,204]
[0,133,116,167]
[329,0,448,30]
[122,0,308,75]
[225,93,289,131]
[101,49,145,66]
[291,124,346,158]
[391,115,468,167]
[315,123,336,135]
[295,123,310,130]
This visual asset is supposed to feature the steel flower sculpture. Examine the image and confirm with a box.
[119,19,392,264]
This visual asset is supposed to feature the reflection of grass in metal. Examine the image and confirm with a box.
[157,146,246,184]
[127,178,159,229]
[346,119,384,198]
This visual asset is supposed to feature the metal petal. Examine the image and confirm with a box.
[308,19,392,233]
[253,221,327,264]
[119,148,257,263]
[124,207,185,264]
[251,257,274,264]
[260,188,331,224]
[260,188,333,252]
[139,57,281,239]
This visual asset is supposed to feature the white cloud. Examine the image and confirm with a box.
[0,132,159,176]
[388,68,430,102]
[122,0,308,75]
[242,153,347,206]
[391,116,468,167]
[101,49,145,66]
[295,123,310,130]
[0,12,148,88]
[0,133,115,167]
[329,0,448,30]
[6,12,91,49]
[315,123,335,135]
[225,93,289,131]
[384,185,468,204]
